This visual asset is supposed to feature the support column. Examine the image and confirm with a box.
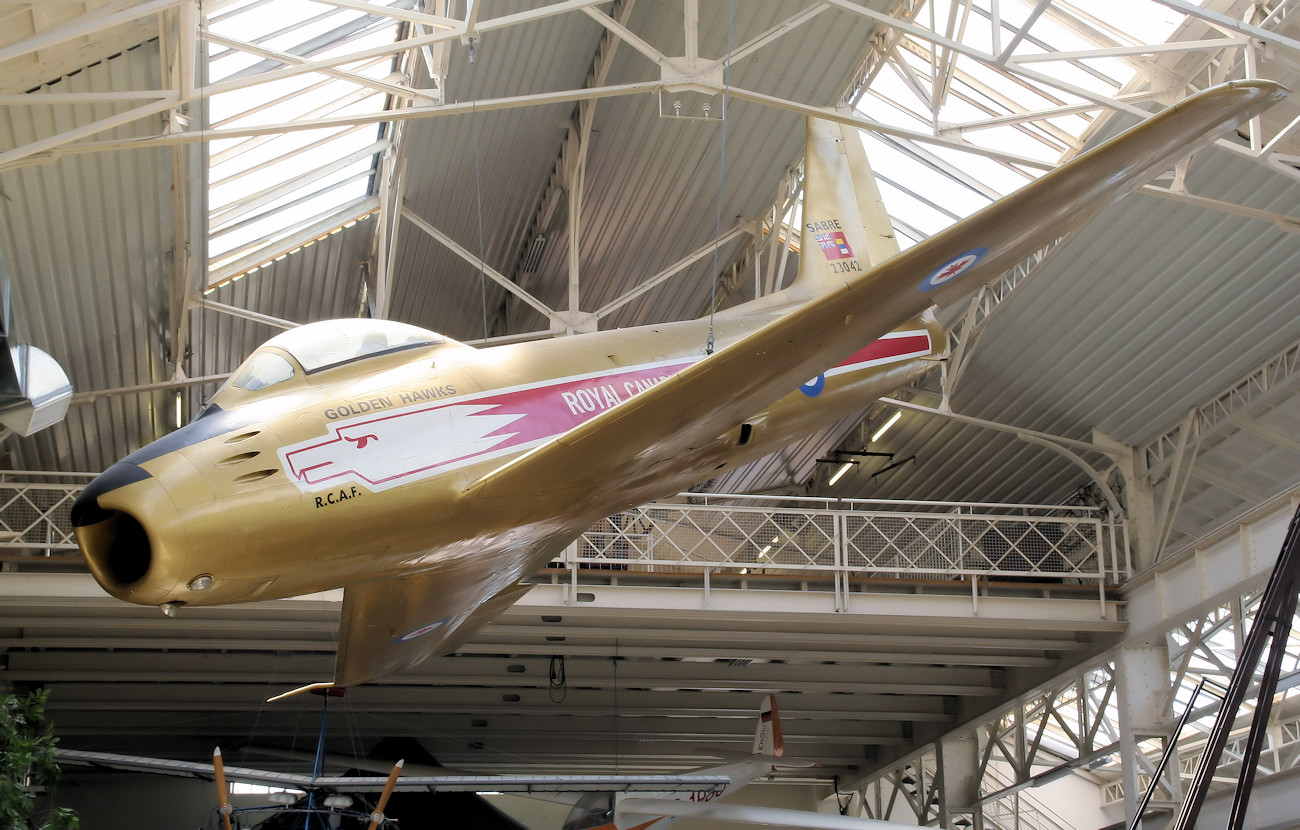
[1097,430,1158,571]
[1115,644,1173,829]
[937,732,982,829]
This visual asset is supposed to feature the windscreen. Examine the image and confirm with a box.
[264,319,444,374]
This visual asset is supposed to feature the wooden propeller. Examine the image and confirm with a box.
[213,747,232,830]
[365,759,403,830]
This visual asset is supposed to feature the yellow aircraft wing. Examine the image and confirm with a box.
[335,560,541,686]
[468,81,1285,514]
[323,81,1282,688]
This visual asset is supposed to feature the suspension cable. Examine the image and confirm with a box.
[706,0,736,355]
[469,38,489,341]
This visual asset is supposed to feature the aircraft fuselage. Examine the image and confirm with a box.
[73,309,942,610]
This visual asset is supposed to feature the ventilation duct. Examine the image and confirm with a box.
[0,278,72,436]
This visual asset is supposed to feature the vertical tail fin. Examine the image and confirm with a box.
[752,695,784,757]
[788,115,899,300]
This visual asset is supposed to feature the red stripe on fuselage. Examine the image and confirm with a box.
[833,333,931,369]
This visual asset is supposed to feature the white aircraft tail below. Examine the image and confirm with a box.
[752,694,784,757]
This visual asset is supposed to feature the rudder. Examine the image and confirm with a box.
[752,695,784,757]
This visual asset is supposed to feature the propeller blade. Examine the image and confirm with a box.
[366,759,404,830]
[213,747,232,830]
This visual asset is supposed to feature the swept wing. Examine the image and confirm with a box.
[469,81,1285,512]
[338,81,1283,687]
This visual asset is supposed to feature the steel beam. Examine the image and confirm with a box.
[401,206,558,324]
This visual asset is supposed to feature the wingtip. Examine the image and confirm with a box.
[1192,78,1289,113]
[266,681,335,703]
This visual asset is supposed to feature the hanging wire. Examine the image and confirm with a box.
[705,0,737,355]
[612,640,619,774]
[549,655,567,703]
[468,38,489,341]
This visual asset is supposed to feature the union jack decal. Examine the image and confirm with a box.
[814,231,854,260]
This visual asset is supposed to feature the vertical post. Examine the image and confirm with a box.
[1243,5,1263,153]
[567,540,579,604]
[1095,517,1106,616]
[1097,431,1157,570]
[565,128,583,331]
[937,732,982,829]
[834,511,848,612]
[683,0,699,67]
[1115,645,1170,829]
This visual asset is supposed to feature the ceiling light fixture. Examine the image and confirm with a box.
[871,410,902,442]
[828,461,854,486]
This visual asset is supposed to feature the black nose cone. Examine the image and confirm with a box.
[71,461,153,527]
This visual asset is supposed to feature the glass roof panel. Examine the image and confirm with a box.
[203,0,404,283]
[849,0,1212,250]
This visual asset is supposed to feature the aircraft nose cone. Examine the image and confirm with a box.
[71,460,152,528]
[73,460,185,604]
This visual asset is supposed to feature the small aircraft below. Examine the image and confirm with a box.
[551,695,925,830]
[58,696,921,830]
[71,81,1285,687]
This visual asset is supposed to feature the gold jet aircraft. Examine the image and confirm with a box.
[73,81,1285,686]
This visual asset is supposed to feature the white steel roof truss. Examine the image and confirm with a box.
[401,206,560,326]
[199,298,298,331]
[206,80,385,166]
[1140,337,1300,482]
[312,0,458,31]
[204,30,429,104]
[499,0,631,334]
[595,223,751,321]
[0,0,181,66]
[943,232,1078,397]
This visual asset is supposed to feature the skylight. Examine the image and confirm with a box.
[203,0,404,286]
[849,0,1210,246]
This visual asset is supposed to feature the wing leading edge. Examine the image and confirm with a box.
[468,81,1286,510]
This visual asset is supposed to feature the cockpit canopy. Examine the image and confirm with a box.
[263,318,446,374]
[220,319,452,398]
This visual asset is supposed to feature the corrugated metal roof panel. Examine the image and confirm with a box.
[389,1,890,339]
[0,41,171,472]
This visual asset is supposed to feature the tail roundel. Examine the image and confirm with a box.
[788,115,900,301]
[752,695,784,758]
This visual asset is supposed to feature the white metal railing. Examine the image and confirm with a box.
[3,480,1126,603]
[0,473,94,554]
[558,494,1123,611]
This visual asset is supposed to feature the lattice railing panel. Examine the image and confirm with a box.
[841,512,1103,582]
[0,479,87,552]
